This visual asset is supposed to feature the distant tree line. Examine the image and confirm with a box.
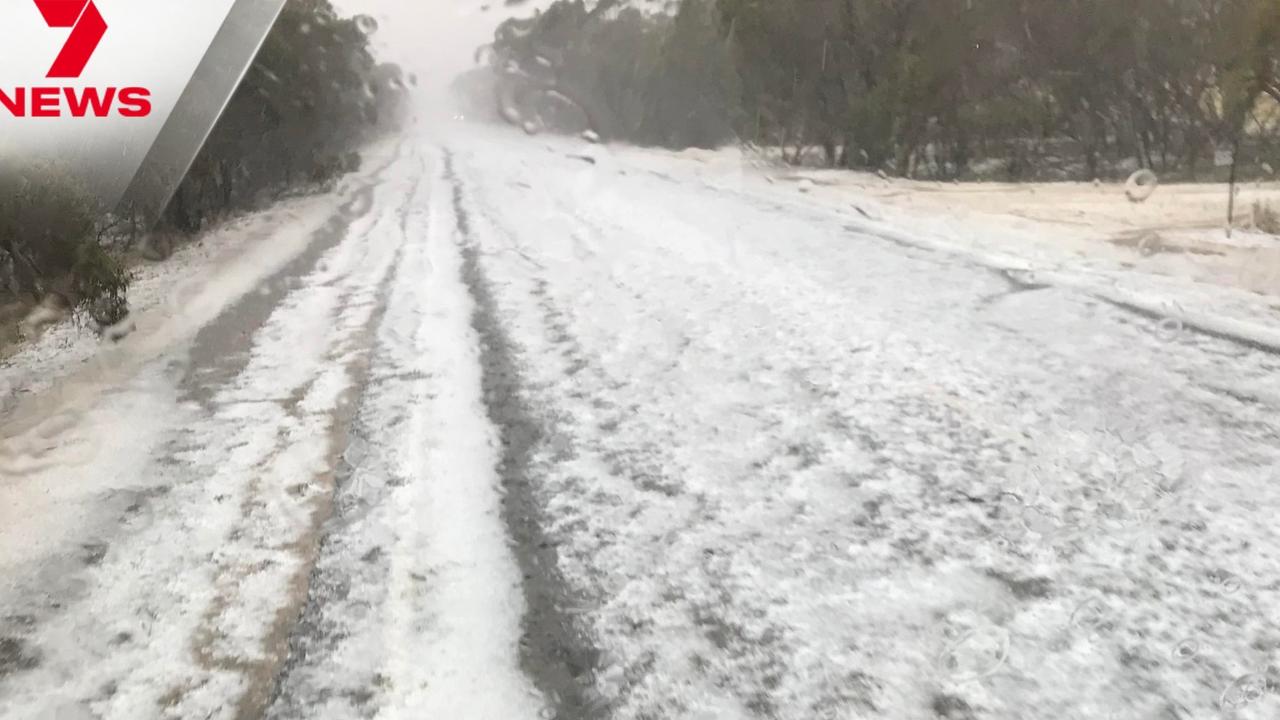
[1,0,408,329]
[482,0,1280,182]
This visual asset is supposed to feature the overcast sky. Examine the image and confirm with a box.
[331,0,547,118]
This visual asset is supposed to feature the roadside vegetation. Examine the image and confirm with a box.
[478,0,1280,182]
[0,0,409,346]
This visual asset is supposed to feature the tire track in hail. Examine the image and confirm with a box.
[442,149,604,720]
[258,152,430,720]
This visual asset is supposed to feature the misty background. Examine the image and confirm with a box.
[330,0,551,120]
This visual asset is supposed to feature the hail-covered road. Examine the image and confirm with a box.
[3,129,1280,720]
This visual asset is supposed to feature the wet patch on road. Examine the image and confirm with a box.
[181,161,392,409]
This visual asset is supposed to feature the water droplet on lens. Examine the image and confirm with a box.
[1069,598,1112,634]
[1221,673,1267,709]
[1218,573,1242,594]
[1154,317,1183,342]
[343,438,368,468]
[1172,638,1199,661]
[936,627,1010,682]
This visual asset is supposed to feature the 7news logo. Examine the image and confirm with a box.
[1,0,152,118]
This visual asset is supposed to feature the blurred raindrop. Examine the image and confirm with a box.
[343,437,368,468]
[1136,232,1161,257]
[1068,597,1118,638]
[1125,169,1159,203]
[1153,317,1183,342]
[936,627,1010,682]
[1171,638,1199,662]
[1220,673,1267,709]
[1210,570,1243,595]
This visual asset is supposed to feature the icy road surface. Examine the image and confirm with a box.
[3,131,1280,720]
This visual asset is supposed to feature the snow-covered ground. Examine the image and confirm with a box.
[633,144,1280,295]
[0,163,385,420]
[610,144,1280,354]
[450,130,1280,720]
[2,125,1280,720]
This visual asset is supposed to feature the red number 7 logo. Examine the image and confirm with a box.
[33,0,108,78]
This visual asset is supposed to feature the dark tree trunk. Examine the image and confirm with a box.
[1228,131,1242,237]
[0,236,43,302]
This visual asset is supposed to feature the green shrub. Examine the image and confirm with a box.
[72,240,132,327]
